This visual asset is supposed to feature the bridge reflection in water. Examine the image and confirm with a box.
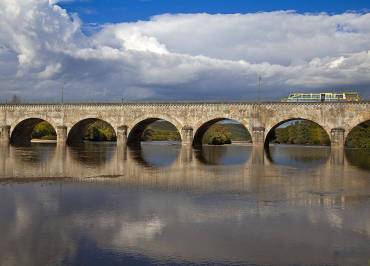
[0,143,369,265]
[0,143,367,190]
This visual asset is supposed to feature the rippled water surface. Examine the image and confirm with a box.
[0,143,369,266]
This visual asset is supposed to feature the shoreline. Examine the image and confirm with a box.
[31,139,57,143]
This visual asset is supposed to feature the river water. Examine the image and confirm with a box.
[0,143,369,266]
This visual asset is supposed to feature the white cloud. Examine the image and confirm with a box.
[0,0,369,101]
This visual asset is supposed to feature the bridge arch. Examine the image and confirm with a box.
[127,117,182,145]
[192,118,252,147]
[264,118,331,147]
[345,119,370,148]
[10,117,57,146]
[342,110,370,141]
[67,118,117,145]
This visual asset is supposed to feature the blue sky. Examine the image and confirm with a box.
[60,0,370,24]
[0,0,370,101]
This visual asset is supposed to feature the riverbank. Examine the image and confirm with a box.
[31,139,57,143]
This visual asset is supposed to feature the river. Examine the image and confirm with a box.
[0,142,369,266]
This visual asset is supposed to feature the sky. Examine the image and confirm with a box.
[0,0,370,102]
[59,0,370,24]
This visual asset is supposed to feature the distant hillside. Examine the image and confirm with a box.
[143,120,181,141]
[224,123,252,142]
[147,120,178,131]
[203,123,251,144]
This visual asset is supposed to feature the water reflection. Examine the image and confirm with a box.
[68,142,116,167]
[267,144,330,168]
[0,143,369,265]
[195,145,252,165]
[130,142,181,168]
[345,148,370,170]
[13,143,56,165]
[0,143,368,178]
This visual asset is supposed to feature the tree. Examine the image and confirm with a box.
[275,127,289,143]
[271,120,330,145]
[346,121,370,148]
[142,128,154,141]
[84,121,117,142]
[203,124,232,145]
[32,121,56,140]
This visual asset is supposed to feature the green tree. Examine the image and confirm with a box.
[346,121,370,148]
[271,120,330,145]
[84,121,117,141]
[142,128,155,141]
[141,120,181,141]
[32,121,56,140]
[275,127,289,143]
[203,124,232,145]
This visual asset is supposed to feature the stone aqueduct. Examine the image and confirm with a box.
[0,102,369,148]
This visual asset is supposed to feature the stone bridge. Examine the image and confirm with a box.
[0,102,369,149]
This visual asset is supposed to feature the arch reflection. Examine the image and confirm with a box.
[266,145,330,168]
[68,142,117,167]
[12,143,57,166]
[128,142,181,168]
[195,145,252,166]
[345,149,370,171]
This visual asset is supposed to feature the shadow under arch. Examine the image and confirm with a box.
[344,120,370,170]
[67,118,117,145]
[264,118,331,149]
[10,118,56,146]
[192,118,252,147]
[127,118,182,146]
[264,118,331,167]
[345,119,370,149]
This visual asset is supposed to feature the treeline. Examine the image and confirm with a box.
[271,121,330,145]
[142,121,252,144]
[84,121,116,141]
[346,121,370,148]
[32,121,56,140]
[203,124,232,145]
[203,123,251,145]
[142,121,181,141]
[31,120,252,144]
[31,119,369,148]
[31,121,117,142]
